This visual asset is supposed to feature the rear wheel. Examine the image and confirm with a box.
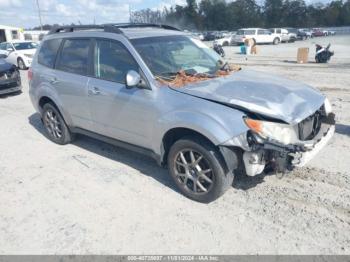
[273,38,280,45]
[42,103,74,145]
[167,137,233,203]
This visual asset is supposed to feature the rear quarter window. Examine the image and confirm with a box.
[38,38,62,68]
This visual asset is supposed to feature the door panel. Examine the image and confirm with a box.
[53,38,92,129]
[87,78,155,148]
[88,38,155,149]
[52,70,92,129]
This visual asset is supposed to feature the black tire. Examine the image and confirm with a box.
[17,58,27,70]
[222,41,229,47]
[42,103,74,145]
[273,38,280,45]
[167,136,233,203]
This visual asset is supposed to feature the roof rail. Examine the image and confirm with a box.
[48,24,123,35]
[103,23,181,31]
[48,23,181,35]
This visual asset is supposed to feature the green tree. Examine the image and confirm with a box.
[264,0,284,27]
[282,0,307,27]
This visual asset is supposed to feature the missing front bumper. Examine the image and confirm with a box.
[243,116,335,176]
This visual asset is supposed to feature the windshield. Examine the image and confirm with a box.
[131,35,222,78]
[13,42,37,50]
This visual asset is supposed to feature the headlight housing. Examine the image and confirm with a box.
[244,117,298,145]
[24,54,33,58]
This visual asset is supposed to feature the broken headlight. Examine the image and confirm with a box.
[244,117,298,145]
[324,98,332,115]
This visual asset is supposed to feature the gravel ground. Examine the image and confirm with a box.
[0,35,349,255]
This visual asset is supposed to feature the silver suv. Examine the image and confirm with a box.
[29,24,335,202]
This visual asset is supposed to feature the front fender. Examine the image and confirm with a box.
[152,106,249,155]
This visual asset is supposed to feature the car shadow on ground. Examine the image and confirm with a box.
[336,123,350,136]
[232,170,273,190]
[28,112,181,195]
[0,91,22,99]
[28,112,267,195]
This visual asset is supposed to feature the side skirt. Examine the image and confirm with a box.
[70,127,162,166]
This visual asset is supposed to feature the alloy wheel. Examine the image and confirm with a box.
[44,109,62,139]
[173,149,214,195]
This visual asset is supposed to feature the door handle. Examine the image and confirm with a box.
[89,87,101,95]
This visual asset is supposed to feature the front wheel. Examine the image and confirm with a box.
[273,38,280,45]
[167,137,233,203]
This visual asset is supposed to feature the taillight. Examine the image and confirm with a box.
[28,67,33,81]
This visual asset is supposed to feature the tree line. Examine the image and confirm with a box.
[130,0,350,30]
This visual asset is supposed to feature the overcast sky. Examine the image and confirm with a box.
[0,0,332,29]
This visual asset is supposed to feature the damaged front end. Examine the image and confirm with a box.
[222,100,335,176]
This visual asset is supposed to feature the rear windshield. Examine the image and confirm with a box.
[13,42,37,50]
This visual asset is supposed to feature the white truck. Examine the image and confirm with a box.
[232,28,278,45]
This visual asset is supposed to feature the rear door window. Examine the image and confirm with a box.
[56,38,90,75]
[244,30,256,35]
[93,39,139,83]
[38,38,62,68]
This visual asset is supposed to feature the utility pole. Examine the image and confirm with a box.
[35,0,43,31]
[129,4,132,23]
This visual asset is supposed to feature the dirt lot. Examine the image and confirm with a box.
[0,35,349,255]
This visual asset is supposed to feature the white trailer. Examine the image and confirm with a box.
[0,25,25,43]
[23,30,49,42]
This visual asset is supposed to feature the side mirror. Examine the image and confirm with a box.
[126,70,141,88]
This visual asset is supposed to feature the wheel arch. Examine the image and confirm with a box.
[37,95,73,126]
[161,127,214,165]
[160,127,239,174]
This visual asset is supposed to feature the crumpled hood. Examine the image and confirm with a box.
[170,69,325,125]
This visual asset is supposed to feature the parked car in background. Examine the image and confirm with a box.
[0,55,21,95]
[269,28,289,43]
[298,28,313,39]
[328,30,336,36]
[284,28,298,42]
[198,33,204,40]
[203,31,216,41]
[312,28,325,37]
[0,41,38,69]
[233,28,277,45]
[322,29,330,36]
[214,33,235,46]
